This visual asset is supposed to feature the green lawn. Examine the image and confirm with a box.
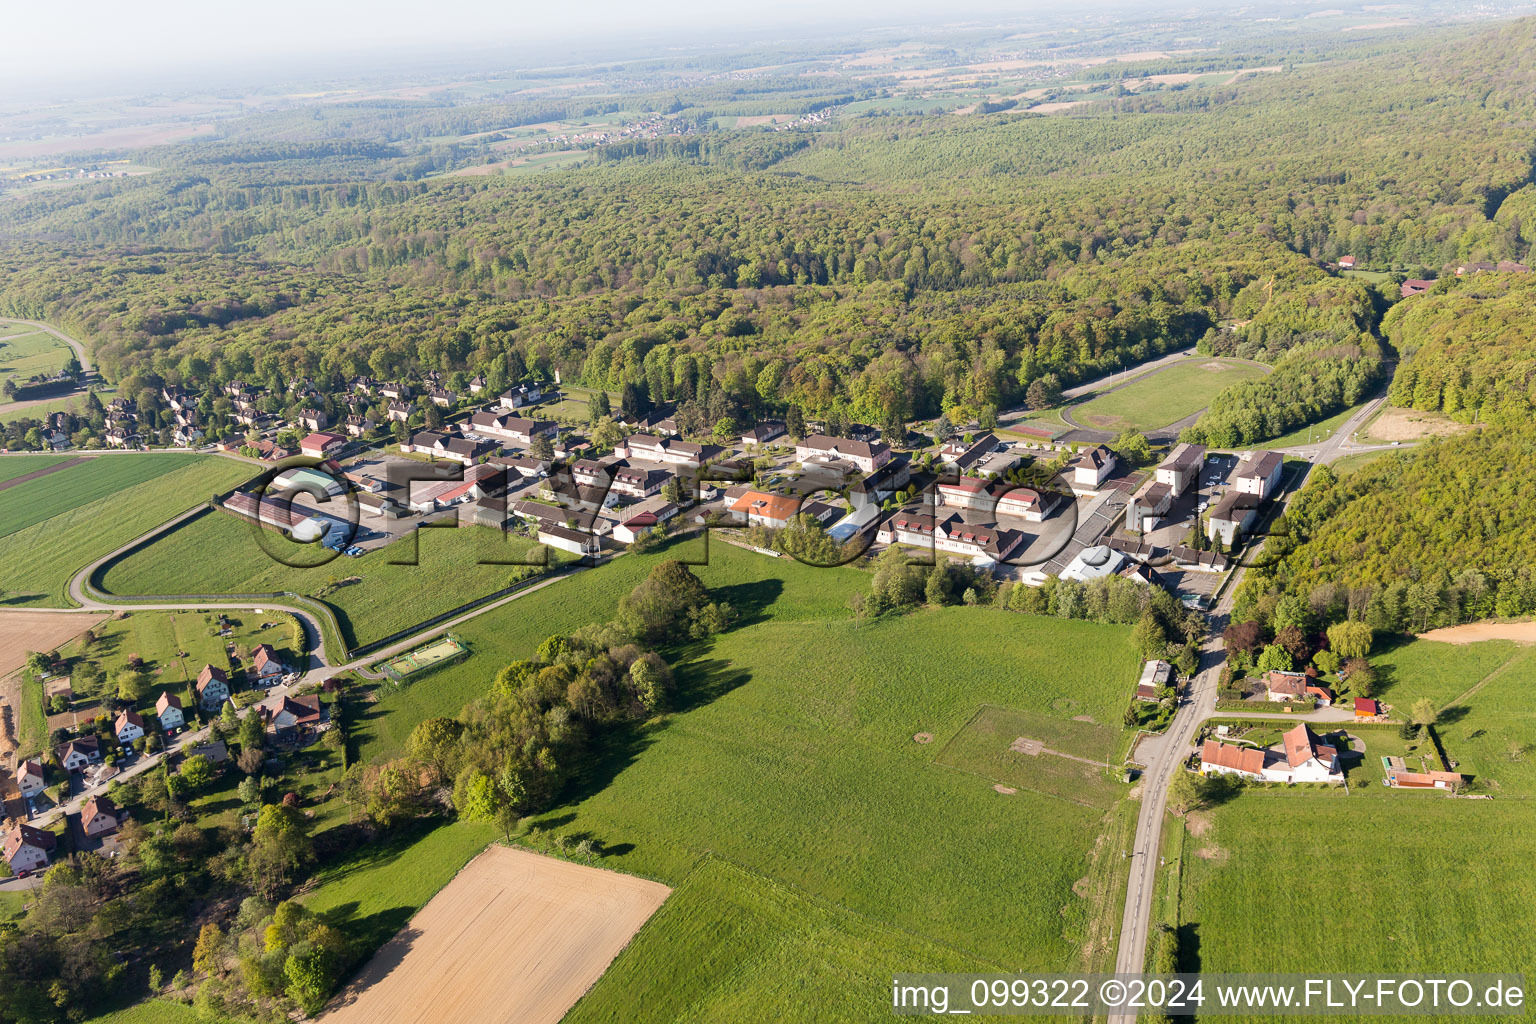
[0,326,71,382]
[1245,400,1367,449]
[99,509,557,651]
[0,455,253,606]
[350,537,827,762]
[1369,635,1523,711]
[0,387,117,425]
[565,858,997,1024]
[1434,648,1536,796]
[1071,358,1267,432]
[0,454,200,539]
[301,819,500,953]
[56,608,295,709]
[1175,796,1536,1014]
[1328,449,1391,475]
[79,1001,207,1024]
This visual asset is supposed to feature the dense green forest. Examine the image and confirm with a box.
[1237,425,1536,633]
[1385,270,1536,421]
[1,18,1534,435]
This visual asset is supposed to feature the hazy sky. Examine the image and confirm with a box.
[7,0,1070,87]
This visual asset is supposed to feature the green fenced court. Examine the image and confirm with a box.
[378,634,469,682]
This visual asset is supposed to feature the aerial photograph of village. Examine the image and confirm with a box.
[2,0,1535,1020]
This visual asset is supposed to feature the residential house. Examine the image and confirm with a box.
[57,736,101,771]
[1264,723,1342,783]
[1265,670,1311,703]
[496,381,544,410]
[467,374,487,394]
[996,486,1060,523]
[114,710,146,745]
[613,498,680,545]
[1234,450,1284,500]
[1200,740,1266,781]
[2,823,56,875]
[15,760,45,800]
[617,434,723,469]
[299,408,329,431]
[1206,490,1261,547]
[429,389,457,408]
[196,664,231,710]
[299,432,346,459]
[379,382,412,401]
[1125,478,1173,534]
[610,463,671,500]
[386,400,413,423]
[1400,279,1434,298]
[794,435,891,475]
[1136,660,1172,702]
[262,695,325,740]
[343,414,375,437]
[1337,255,1356,269]
[251,644,286,684]
[81,796,120,839]
[154,692,186,732]
[1068,445,1117,494]
[934,513,1023,563]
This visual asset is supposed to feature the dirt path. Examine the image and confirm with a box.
[1416,621,1536,646]
[0,455,93,492]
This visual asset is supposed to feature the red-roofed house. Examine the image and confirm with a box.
[114,709,146,745]
[1354,697,1381,719]
[2,823,56,875]
[154,691,185,731]
[299,431,347,459]
[1200,741,1265,780]
[196,664,231,710]
[251,644,286,684]
[81,796,120,838]
[14,759,45,800]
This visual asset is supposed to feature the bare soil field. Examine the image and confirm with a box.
[0,456,91,493]
[323,845,671,1024]
[1416,621,1536,645]
[1365,406,1472,442]
[0,610,106,677]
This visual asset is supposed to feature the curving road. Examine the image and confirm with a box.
[0,318,96,416]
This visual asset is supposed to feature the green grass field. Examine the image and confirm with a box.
[99,510,556,650]
[0,325,72,382]
[79,1001,207,1024]
[0,386,117,425]
[1369,635,1523,711]
[936,705,1126,808]
[1072,358,1267,432]
[1175,796,1536,1017]
[565,858,997,1024]
[301,819,500,952]
[0,454,199,539]
[1245,400,1367,449]
[1433,647,1536,796]
[0,455,253,606]
[0,453,76,483]
[515,601,1139,981]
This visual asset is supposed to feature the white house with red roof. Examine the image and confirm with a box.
[114,709,146,745]
[155,691,186,732]
[14,759,45,800]
[3,823,56,874]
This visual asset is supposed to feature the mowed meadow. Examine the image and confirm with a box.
[0,453,254,605]
[1169,634,1536,1022]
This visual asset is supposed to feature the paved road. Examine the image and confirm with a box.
[0,318,96,416]
[1107,393,1413,1011]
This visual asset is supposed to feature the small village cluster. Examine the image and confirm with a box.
[1,643,333,878]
